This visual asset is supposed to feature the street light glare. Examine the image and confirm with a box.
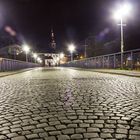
[23,45,30,53]
[68,44,75,53]
[60,53,64,59]
[113,3,132,20]
[123,3,132,16]
[37,57,41,61]
[39,60,42,63]
[33,53,37,59]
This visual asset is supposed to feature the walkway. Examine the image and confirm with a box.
[0,67,140,140]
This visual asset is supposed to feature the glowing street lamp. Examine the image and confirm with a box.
[68,44,75,61]
[57,52,65,66]
[60,52,64,59]
[113,3,132,68]
[23,45,30,62]
[39,59,42,63]
[33,53,37,63]
[37,57,42,63]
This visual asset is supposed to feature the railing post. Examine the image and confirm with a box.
[108,55,110,68]
[0,58,2,72]
[131,51,133,70]
[102,56,104,68]
[114,54,116,69]
[95,57,97,68]
[3,59,5,71]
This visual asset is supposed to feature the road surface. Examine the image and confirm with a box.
[0,67,140,140]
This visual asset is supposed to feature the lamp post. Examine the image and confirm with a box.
[84,36,95,58]
[23,45,30,62]
[84,39,87,58]
[120,17,124,69]
[68,44,75,61]
[113,3,132,69]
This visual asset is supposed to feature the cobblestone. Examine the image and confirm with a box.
[49,130,61,135]
[7,133,18,138]
[83,133,99,138]
[75,128,86,133]
[57,135,70,140]
[0,135,7,140]
[62,128,74,134]
[0,67,140,139]
[55,124,67,130]
[100,133,112,138]
[71,134,83,139]
[87,127,100,132]
[26,134,39,139]
[11,136,26,140]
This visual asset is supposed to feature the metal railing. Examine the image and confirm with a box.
[0,58,40,71]
[62,49,140,70]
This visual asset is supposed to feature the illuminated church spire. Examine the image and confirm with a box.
[51,29,56,50]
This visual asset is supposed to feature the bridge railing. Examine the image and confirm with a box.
[62,49,140,70]
[0,58,40,71]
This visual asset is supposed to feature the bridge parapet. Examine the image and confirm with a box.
[0,58,40,71]
[62,49,140,70]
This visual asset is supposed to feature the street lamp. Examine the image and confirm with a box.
[60,52,64,59]
[39,59,42,63]
[68,44,75,61]
[23,45,30,62]
[33,53,38,63]
[37,57,42,63]
[113,3,132,68]
[58,52,65,66]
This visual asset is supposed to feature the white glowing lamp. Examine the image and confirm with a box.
[113,3,132,20]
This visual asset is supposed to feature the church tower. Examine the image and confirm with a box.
[51,29,56,50]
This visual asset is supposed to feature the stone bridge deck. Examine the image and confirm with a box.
[0,67,140,140]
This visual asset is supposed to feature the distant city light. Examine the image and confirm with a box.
[33,53,37,59]
[68,44,76,61]
[37,57,42,63]
[37,57,41,61]
[68,44,75,53]
[23,44,30,62]
[80,55,84,59]
[56,57,60,61]
[39,60,42,63]
[23,45,30,54]
[60,52,64,59]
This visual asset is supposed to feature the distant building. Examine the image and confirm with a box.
[0,44,22,59]
[37,29,60,66]
[37,53,60,66]
[44,53,59,66]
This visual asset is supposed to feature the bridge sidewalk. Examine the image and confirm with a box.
[0,68,35,78]
[70,67,140,77]
[1,67,140,78]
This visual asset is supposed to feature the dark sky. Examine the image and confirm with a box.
[0,0,140,53]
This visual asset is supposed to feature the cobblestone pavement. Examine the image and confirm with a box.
[0,67,140,140]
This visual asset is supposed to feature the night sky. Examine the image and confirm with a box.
[0,0,140,54]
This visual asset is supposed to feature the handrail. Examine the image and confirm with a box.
[0,58,40,71]
[63,48,140,70]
